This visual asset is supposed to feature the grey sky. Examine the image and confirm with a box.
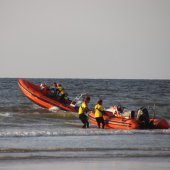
[0,0,170,79]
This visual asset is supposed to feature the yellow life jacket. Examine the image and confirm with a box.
[78,102,87,115]
[95,104,104,118]
[57,86,65,95]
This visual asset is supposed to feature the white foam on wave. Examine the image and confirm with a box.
[0,112,12,117]
[49,106,60,112]
[0,127,135,137]
[1,127,170,137]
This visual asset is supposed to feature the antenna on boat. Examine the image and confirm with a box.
[148,104,156,119]
[70,93,87,107]
[153,104,156,119]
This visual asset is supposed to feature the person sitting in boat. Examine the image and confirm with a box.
[137,107,150,128]
[56,83,67,101]
[40,83,50,95]
[94,99,105,129]
[78,96,90,128]
[49,82,59,96]
[40,83,45,90]
[109,105,124,117]
[108,105,135,119]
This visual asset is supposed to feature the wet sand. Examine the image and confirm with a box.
[0,158,170,170]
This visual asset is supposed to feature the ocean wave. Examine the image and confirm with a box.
[0,112,13,117]
[0,129,132,137]
[0,128,170,137]
[0,110,78,120]
[1,147,170,153]
[0,105,47,113]
[0,147,170,160]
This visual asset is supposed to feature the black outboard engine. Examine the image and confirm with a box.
[137,107,150,128]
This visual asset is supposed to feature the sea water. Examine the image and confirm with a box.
[0,78,170,161]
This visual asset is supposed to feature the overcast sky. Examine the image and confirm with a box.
[0,0,170,79]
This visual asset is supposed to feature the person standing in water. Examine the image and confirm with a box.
[94,99,105,129]
[78,96,90,128]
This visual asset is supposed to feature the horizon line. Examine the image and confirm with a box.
[0,77,170,80]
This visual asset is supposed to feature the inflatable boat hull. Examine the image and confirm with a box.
[18,79,78,112]
[88,111,169,129]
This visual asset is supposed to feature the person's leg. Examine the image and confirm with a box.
[84,115,89,128]
[86,120,89,128]
[79,114,86,128]
[96,118,100,128]
[101,117,105,129]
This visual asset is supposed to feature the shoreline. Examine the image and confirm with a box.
[0,157,170,170]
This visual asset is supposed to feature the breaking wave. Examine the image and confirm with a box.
[0,128,170,137]
[0,147,170,160]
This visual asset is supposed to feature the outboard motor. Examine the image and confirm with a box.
[137,107,150,128]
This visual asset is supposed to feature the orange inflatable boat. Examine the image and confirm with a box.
[88,110,169,129]
[18,79,78,112]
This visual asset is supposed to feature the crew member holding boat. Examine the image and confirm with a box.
[94,99,105,129]
[78,96,90,128]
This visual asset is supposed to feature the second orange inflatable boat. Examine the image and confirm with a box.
[88,111,169,129]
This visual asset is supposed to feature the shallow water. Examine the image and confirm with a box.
[0,78,170,160]
[1,158,170,170]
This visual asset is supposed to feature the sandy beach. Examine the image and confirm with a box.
[0,158,170,170]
